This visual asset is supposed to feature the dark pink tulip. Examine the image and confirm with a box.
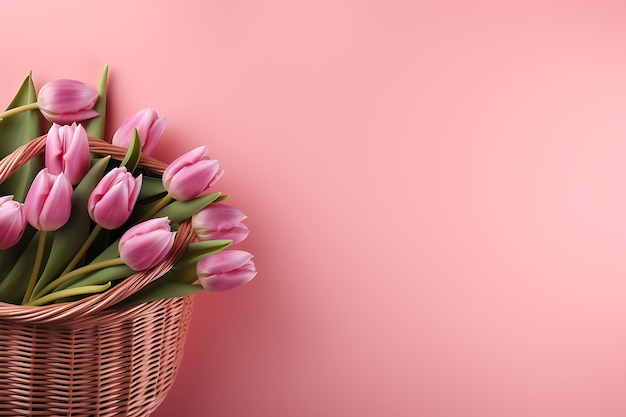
[162,146,223,201]
[24,169,73,231]
[111,107,167,155]
[0,195,27,249]
[88,167,142,230]
[119,217,176,271]
[45,123,90,185]
[197,250,256,292]
[191,203,249,244]
[38,79,99,124]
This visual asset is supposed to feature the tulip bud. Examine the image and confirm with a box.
[45,123,90,185]
[0,195,27,249]
[88,167,142,230]
[38,79,99,124]
[24,169,73,231]
[162,146,223,201]
[197,250,256,292]
[191,203,249,244]
[119,217,176,271]
[111,108,167,155]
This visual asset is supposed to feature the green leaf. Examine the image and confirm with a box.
[62,264,134,290]
[113,282,203,309]
[176,240,232,265]
[89,238,121,264]
[61,230,230,293]
[0,230,48,304]
[57,238,125,291]
[214,194,230,203]
[86,64,108,139]
[155,192,221,223]
[32,157,111,295]
[120,128,141,172]
[30,282,111,306]
[0,227,36,283]
[159,261,199,284]
[0,73,42,202]
[138,176,167,202]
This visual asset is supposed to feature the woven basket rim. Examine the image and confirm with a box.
[0,134,195,324]
[0,292,193,326]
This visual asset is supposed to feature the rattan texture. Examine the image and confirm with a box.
[0,135,197,416]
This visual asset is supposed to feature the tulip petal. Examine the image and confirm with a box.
[163,146,208,181]
[192,203,247,232]
[45,123,90,184]
[88,168,141,229]
[144,116,167,155]
[45,124,63,174]
[39,173,72,230]
[38,79,99,124]
[166,159,220,201]
[191,202,249,244]
[0,196,26,250]
[199,268,257,292]
[118,217,176,270]
[112,108,166,155]
[39,79,99,113]
[202,225,249,245]
[24,169,72,231]
[121,231,176,270]
[197,250,254,275]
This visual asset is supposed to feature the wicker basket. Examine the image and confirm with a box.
[0,135,198,416]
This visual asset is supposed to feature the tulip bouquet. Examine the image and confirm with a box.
[0,66,256,308]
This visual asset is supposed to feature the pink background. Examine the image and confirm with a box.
[2,1,626,416]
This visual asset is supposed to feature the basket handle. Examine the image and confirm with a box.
[0,134,170,181]
[0,135,197,324]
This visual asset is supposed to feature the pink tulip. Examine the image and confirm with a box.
[162,146,223,201]
[38,79,99,124]
[45,123,90,185]
[111,107,167,155]
[0,195,27,249]
[197,250,256,292]
[119,217,176,270]
[24,169,73,231]
[88,167,142,230]
[191,203,249,244]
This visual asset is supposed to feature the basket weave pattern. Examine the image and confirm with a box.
[0,135,197,416]
[0,296,193,416]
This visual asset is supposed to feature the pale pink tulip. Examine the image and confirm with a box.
[0,195,27,249]
[24,169,72,231]
[119,217,176,270]
[38,79,99,124]
[191,203,249,244]
[197,250,256,292]
[162,146,223,201]
[111,107,167,155]
[45,123,90,185]
[88,167,142,230]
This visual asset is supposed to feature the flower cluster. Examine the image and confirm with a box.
[0,70,256,306]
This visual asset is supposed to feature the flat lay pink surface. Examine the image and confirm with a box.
[2,1,626,416]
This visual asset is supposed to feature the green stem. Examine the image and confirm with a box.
[22,231,47,305]
[26,282,111,306]
[32,257,124,300]
[140,194,174,221]
[0,102,39,122]
[61,224,103,276]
